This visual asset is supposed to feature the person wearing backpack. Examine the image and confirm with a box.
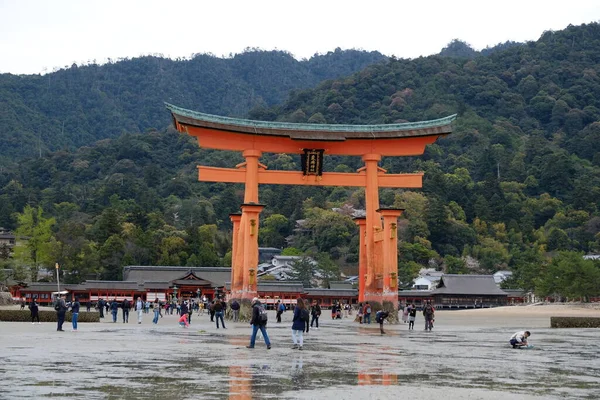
[423,300,435,331]
[310,300,321,329]
[276,300,284,323]
[247,297,271,349]
[291,298,307,350]
[408,303,417,330]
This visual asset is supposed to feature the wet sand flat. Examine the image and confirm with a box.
[1,305,599,399]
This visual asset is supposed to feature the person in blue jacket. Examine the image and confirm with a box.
[71,296,80,331]
[110,298,119,323]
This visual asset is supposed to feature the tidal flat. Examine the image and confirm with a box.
[1,305,599,399]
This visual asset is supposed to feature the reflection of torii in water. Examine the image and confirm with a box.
[167,103,456,317]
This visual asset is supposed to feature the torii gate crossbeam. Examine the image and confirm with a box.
[166,102,456,320]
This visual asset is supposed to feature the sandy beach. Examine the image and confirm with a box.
[1,304,599,399]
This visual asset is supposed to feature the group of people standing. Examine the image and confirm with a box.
[96,297,146,324]
[400,301,435,331]
[51,294,79,332]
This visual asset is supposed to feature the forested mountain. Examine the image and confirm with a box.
[1,23,600,298]
[0,48,386,161]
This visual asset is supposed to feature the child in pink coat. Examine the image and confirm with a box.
[178,313,189,328]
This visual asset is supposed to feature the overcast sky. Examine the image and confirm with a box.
[1,0,599,75]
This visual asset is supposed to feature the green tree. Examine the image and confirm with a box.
[14,205,55,281]
[536,252,600,301]
[444,255,468,274]
[99,235,125,280]
[288,256,318,287]
[259,214,290,249]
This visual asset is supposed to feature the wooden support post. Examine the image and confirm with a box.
[354,217,367,303]
[229,213,242,294]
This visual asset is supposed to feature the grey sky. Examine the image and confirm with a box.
[1,0,599,75]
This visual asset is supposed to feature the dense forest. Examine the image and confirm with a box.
[0,49,386,162]
[1,24,600,299]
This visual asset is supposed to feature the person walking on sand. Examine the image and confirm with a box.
[29,297,40,324]
[110,298,119,323]
[55,294,68,332]
[291,298,307,350]
[135,297,144,324]
[276,300,284,323]
[180,301,189,324]
[310,300,321,329]
[408,303,416,330]
[356,303,363,324]
[423,300,435,331]
[71,296,80,331]
[213,300,226,329]
[401,304,409,323]
[247,297,271,349]
[509,331,531,348]
[153,299,161,324]
[122,298,130,323]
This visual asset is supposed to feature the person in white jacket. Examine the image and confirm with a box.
[509,331,531,348]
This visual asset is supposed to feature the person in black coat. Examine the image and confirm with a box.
[97,298,104,318]
[55,294,68,332]
[122,298,130,323]
[29,297,40,324]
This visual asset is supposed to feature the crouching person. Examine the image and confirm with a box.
[375,309,390,334]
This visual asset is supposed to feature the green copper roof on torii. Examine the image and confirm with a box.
[165,102,457,135]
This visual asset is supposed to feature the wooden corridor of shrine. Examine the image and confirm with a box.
[167,102,456,313]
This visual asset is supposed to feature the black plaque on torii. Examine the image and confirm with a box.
[301,149,324,176]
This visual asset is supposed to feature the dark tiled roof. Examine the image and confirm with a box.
[503,289,526,297]
[258,282,305,293]
[305,288,358,297]
[329,281,353,290]
[19,283,63,292]
[123,266,231,287]
[79,281,142,290]
[433,275,508,296]
[171,279,213,287]
[398,290,435,297]
[142,281,172,290]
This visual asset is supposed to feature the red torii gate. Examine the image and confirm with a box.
[167,103,455,315]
